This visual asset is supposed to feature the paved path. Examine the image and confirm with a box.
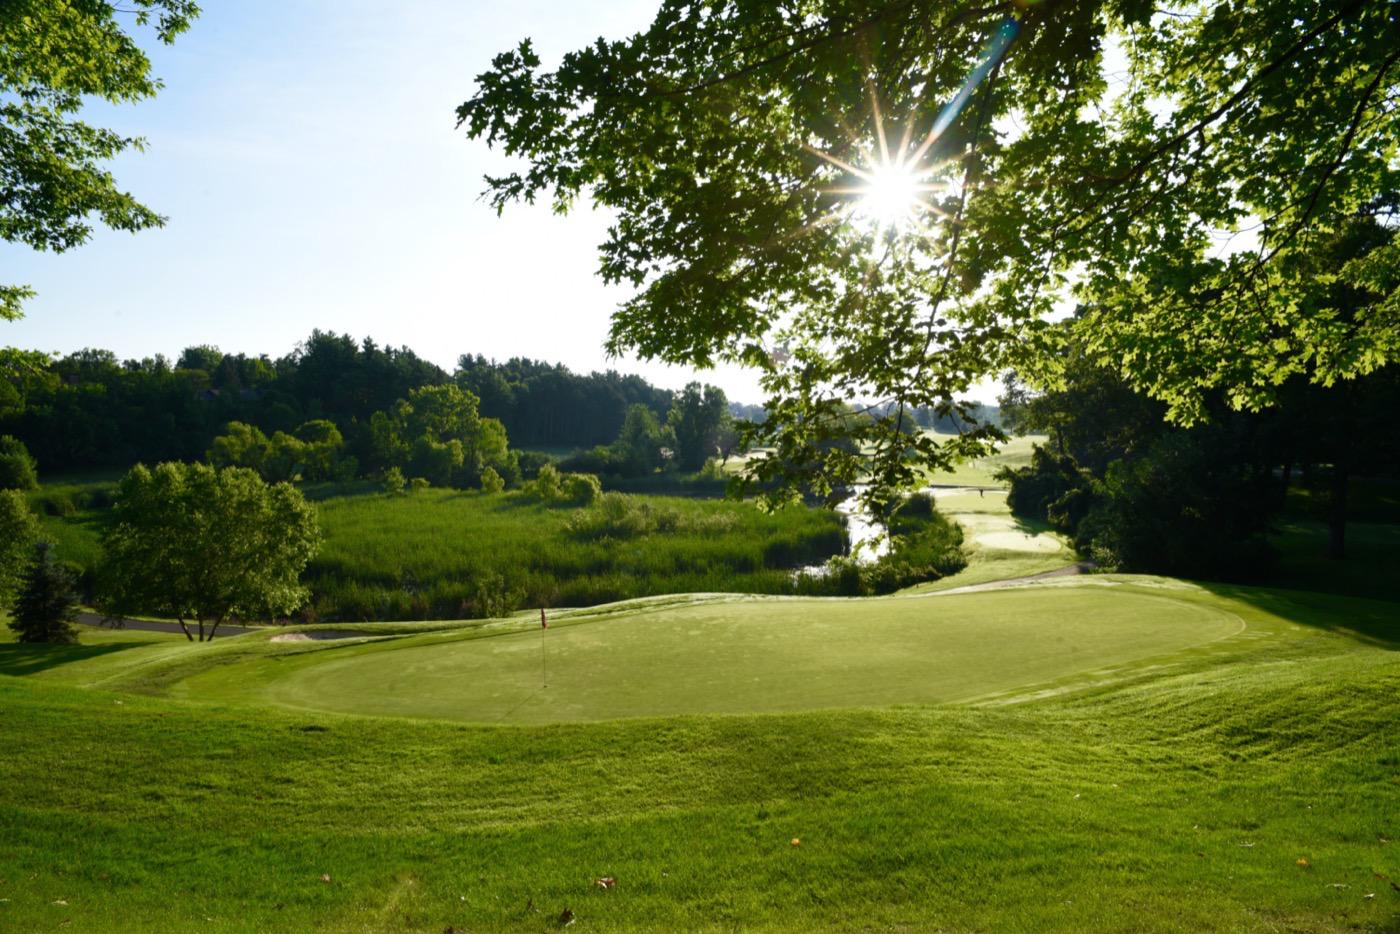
[76,612,258,640]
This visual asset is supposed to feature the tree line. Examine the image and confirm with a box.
[0,330,745,478]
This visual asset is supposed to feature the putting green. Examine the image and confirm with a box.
[187,584,1244,723]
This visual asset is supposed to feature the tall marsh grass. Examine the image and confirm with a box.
[306,489,846,620]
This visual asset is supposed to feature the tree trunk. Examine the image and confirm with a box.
[197,619,206,642]
[1280,460,1293,507]
[1327,460,1348,560]
[207,617,223,641]
[177,617,193,642]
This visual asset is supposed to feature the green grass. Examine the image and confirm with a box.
[1269,519,1400,603]
[0,581,1396,931]
[306,489,846,620]
[905,489,1077,592]
[171,583,1241,723]
[921,432,1044,488]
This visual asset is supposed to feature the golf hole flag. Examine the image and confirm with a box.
[540,608,547,629]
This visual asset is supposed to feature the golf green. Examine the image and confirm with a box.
[189,583,1245,723]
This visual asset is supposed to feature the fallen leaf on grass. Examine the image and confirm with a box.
[593,877,616,890]
[790,838,801,847]
[1364,893,1376,900]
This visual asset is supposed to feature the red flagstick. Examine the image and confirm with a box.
[540,608,547,687]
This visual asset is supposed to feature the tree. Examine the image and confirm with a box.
[7,541,80,644]
[667,382,730,472]
[0,489,39,604]
[99,462,320,641]
[367,384,516,488]
[462,0,1400,509]
[0,434,38,489]
[1,0,199,320]
[613,403,669,476]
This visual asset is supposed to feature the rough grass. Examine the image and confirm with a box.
[306,489,847,620]
[0,582,1396,931]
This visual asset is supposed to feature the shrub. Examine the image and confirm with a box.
[0,436,38,491]
[382,467,406,495]
[408,477,431,492]
[480,466,505,493]
[525,464,564,501]
[563,472,603,506]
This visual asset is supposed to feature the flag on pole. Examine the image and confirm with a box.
[540,607,548,629]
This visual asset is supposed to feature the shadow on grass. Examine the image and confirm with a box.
[1200,582,1400,649]
[0,641,150,677]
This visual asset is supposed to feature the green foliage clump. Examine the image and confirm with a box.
[7,541,79,644]
[382,467,406,495]
[0,435,38,490]
[408,477,432,492]
[523,464,602,503]
[0,489,39,603]
[368,384,517,490]
[797,494,966,596]
[99,463,321,639]
[997,448,1095,537]
[480,466,505,494]
[208,419,349,482]
[1,0,199,320]
[562,472,603,506]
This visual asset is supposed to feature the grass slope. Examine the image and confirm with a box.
[0,581,1396,931]
[170,583,1240,723]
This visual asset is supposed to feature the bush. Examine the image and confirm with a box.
[563,472,603,506]
[408,477,431,492]
[515,450,553,480]
[480,466,505,493]
[997,446,1094,535]
[382,467,406,495]
[0,436,39,491]
[524,464,564,501]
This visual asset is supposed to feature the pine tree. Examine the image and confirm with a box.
[8,541,80,645]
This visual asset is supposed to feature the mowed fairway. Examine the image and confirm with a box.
[186,584,1242,723]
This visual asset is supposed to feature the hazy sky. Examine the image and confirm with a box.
[2,0,791,399]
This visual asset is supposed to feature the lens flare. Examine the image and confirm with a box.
[858,162,921,230]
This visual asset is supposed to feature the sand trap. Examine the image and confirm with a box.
[270,630,365,643]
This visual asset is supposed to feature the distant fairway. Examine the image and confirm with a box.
[183,583,1243,723]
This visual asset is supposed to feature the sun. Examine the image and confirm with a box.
[856,161,923,231]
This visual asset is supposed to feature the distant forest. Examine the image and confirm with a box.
[0,330,996,477]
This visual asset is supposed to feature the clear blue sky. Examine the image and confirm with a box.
[3,1,1001,404]
[0,0,780,398]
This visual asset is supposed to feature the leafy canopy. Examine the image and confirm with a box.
[461,0,1399,510]
[1,0,199,320]
[99,462,320,639]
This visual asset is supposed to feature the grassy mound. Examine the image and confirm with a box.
[170,582,1240,723]
[0,579,1396,931]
